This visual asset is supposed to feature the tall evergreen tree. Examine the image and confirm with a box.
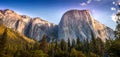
[68,38,71,52]
[39,35,48,53]
[0,28,7,57]
[72,39,76,48]
[55,39,58,49]
[76,37,81,51]
[115,24,120,39]
[0,18,3,24]
[89,31,100,56]
[114,4,120,39]
[60,39,67,51]
[96,38,104,57]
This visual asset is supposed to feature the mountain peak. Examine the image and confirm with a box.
[0,9,57,41]
[59,10,114,41]
[62,9,91,22]
[64,9,90,15]
[4,9,14,13]
[0,9,15,15]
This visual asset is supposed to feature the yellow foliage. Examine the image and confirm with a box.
[71,48,86,57]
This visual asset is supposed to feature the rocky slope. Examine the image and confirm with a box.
[58,10,114,42]
[25,17,58,41]
[0,24,36,56]
[0,9,57,41]
[0,9,114,42]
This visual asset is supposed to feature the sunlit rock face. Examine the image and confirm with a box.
[0,9,57,41]
[0,9,114,42]
[58,10,114,42]
[25,17,58,41]
[0,9,30,33]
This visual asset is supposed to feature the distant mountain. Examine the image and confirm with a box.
[0,9,57,41]
[0,9,114,42]
[58,10,114,42]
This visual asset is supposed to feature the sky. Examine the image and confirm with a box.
[0,0,119,29]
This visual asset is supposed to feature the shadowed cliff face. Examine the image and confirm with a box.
[58,10,114,42]
[26,18,58,41]
[0,9,58,41]
[0,9,114,42]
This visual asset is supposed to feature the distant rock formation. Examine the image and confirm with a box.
[0,9,114,42]
[0,9,57,41]
[58,10,114,42]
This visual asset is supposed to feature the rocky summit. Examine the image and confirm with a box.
[58,10,114,42]
[0,9,114,42]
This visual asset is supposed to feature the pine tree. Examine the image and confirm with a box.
[55,39,58,49]
[54,39,59,57]
[60,39,67,51]
[115,7,120,39]
[115,24,120,39]
[72,39,76,48]
[82,39,89,56]
[76,37,81,51]
[0,28,7,57]
[0,18,3,25]
[90,31,98,56]
[39,35,48,53]
[86,38,90,57]
[96,38,104,57]
[68,38,71,52]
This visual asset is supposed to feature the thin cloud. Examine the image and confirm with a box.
[111,14,117,22]
[79,0,102,6]
[111,7,116,11]
[80,0,92,6]
[113,1,115,5]
[80,2,87,6]
[87,0,92,4]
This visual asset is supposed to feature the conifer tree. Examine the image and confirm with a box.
[0,28,7,57]
[39,35,48,53]
[60,39,67,51]
[68,38,71,52]
[72,39,76,48]
[76,37,81,51]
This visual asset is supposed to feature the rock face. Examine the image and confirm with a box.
[0,9,114,42]
[0,9,57,41]
[25,17,58,41]
[58,10,114,41]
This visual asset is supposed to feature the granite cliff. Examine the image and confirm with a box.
[58,10,114,42]
[0,9,57,41]
[0,9,114,41]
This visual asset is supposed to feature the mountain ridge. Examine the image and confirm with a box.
[0,9,57,41]
[0,9,114,41]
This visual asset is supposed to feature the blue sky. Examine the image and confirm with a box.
[0,0,118,29]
